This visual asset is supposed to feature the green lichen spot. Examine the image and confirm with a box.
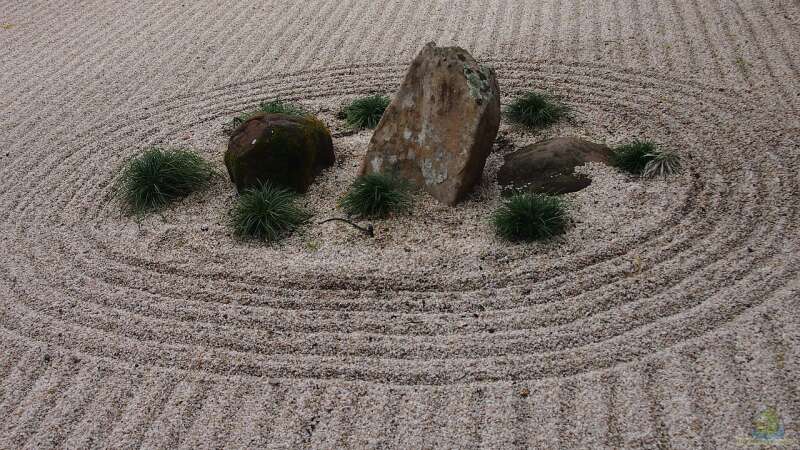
[463,64,493,101]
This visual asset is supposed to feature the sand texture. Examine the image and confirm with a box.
[1,0,799,448]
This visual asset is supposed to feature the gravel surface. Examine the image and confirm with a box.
[1,0,799,448]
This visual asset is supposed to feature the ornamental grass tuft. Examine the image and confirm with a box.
[339,173,412,219]
[610,140,656,175]
[642,149,682,178]
[229,182,310,241]
[505,91,570,128]
[117,147,215,214]
[493,193,569,242]
[340,95,391,129]
[611,140,681,177]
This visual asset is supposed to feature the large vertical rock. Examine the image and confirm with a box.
[359,42,501,205]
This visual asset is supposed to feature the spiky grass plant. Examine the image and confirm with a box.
[232,99,306,127]
[229,183,311,241]
[493,193,569,242]
[117,147,215,214]
[505,91,570,128]
[642,149,682,178]
[610,140,657,175]
[339,173,412,218]
[340,95,391,129]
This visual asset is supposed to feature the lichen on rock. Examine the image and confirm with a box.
[463,64,494,104]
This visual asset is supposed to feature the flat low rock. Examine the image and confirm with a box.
[225,113,334,193]
[359,42,501,205]
[497,137,612,194]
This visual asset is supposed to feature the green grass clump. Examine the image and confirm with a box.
[505,91,570,128]
[610,140,657,175]
[642,149,682,178]
[611,140,681,177]
[229,182,310,241]
[340,95,391,129]
[117,148,215,214]
[339,173,412,218]
[493,193,569,242]
[233,100,306,127]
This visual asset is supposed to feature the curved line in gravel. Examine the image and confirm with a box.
[1,60,797,384]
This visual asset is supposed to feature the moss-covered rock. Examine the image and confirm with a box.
[359,42,500,206]
[225,113,335,193]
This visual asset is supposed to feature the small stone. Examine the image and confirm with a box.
[519,387,530,398]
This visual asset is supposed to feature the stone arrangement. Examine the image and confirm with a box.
[223,44,620,209]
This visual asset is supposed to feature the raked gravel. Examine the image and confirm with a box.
[0,0,799,448]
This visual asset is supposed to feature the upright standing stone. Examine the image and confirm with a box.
[359,42,501,205]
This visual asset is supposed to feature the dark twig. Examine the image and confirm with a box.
[319,217,375,237]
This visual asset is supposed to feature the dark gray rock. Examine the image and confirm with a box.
[497,137,612,194]
[225,113,334,193]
